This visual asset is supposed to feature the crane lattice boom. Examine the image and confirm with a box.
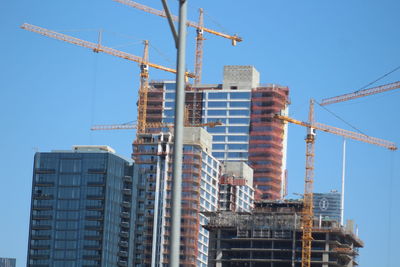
[113,0,242,44]
[274,114,397,150]
[320,81,400,106]
[20,23,195,78]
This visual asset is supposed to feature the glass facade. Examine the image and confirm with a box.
[27,147,135,267]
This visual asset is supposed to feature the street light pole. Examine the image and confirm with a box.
[163,0,188,266]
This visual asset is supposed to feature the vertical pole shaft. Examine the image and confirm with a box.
[340,139,346,226]
[170,1,187,266]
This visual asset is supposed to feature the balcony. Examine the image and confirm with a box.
[34,182,55,187]
[87,182,105,187]
[32,215,52,220]
[31,235,51,240]
[30,245,50,250]
[121,201,131,208]
[30,254,50,260]
[120,212,130,219]
[84,235,102,240]
[87,194,105,200]
[118,251,128,258]
[83,245,102,250]
[119,241,129,248]
[82,255,101,260]
[123,176,133,183]
[35,168,56,174]
[85,215,104,221]
[32,205,53,210]
[117,260,128,267]
[33,194,54,200]
[120,222,130,229]
[119,231,129,238]
[31,225,52,230]
[122,189,132,196]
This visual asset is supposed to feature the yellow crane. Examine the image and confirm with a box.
[90,118,223,131]
[274,99,396,267]
[21,23,195,134]
[112,0,243,85]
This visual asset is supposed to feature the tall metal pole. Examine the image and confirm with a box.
[170,1,187,266]
[340,138,346,226]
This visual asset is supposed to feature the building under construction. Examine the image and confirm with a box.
[143,65,290,200]
[204,201,363,267]
[132,127,220,267]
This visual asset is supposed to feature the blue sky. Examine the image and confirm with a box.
[1,0,399,266]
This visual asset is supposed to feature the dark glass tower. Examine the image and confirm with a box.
[27,146,136,267]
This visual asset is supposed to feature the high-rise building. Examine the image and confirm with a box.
[27,146,136,267]
[132,128,220,267]
[144,65,290,200]
[205,200,363,267]
[313,191,342,223]
[0,258,16,267]
[219,162,254,212]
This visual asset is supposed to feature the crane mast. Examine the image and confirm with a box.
[137,40,149,134]
[274,99,396,267]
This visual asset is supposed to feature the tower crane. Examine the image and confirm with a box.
[21,23,195,134]
[274,99,396,267]
[112,0,243,85]
[320,80,400,106]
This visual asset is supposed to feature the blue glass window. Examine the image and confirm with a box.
[227,152,248,158]
[229,110,250,116]
[165,83,176,90]
[229,118,249,124]
[207,110,227,116]
[227,135,248,142]
[230,92,251,99]
[164,110,175,117]
[212,152,225,158]
[228,126,249,133]
[165,92,175,100]
[165,101,175,108]
[227,144,248,150]
[207,127,226,133]
[213,135,225,142]
[208,92,228,99]
[208,101,227,108]
[212,144,225,150]
[229,101,250,108]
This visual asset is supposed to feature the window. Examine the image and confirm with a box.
[165,83,176,90]
[228,126,249,133]
[227,135,248,142]
[207,110,226,116]
[228,118,249,124]
[165,92,175,100]
[229,101,250,108]
[229,110,250,116]
[208,92,228,99]
[227,144,248,150]
[212,152,225,158]
[212,135,225,142]
[60,159,81,173]
[230,92,251,99]
[208,101,227,108]
[207,127,226,133]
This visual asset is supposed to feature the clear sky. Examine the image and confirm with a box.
[1,0,399,266]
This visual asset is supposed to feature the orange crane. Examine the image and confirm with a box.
[320,80,400,106]
[274,99,396,267]
[112,0,242,85]
[21,23,195,134]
